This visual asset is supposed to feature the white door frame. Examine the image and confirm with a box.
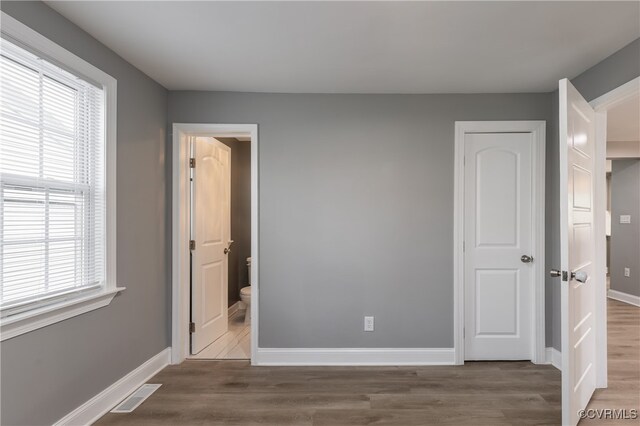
[589,76,640,388]
[171,123,259,365]
[453,121,546,365]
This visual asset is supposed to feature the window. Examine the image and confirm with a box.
[0,13,119,340]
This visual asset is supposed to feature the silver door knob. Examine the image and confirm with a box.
[549,269,562,278]
[571,271,588,283]
[521,255,533,263]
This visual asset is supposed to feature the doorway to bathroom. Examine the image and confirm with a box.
[171,124,259,365]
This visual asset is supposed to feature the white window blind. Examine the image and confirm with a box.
[0,37,106,315]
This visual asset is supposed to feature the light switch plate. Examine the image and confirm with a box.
[620,215,631,224]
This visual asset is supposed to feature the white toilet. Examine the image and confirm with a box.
[240,257,252,325]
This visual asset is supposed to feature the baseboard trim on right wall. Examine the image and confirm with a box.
[545,347,561,370]
[255,347,455,366]
[608,289,640,307]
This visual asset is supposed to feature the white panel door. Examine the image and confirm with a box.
[191,137,231,355]
[558,79,597,426]
[464,132,533,360]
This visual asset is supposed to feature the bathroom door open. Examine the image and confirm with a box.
[190,137,231,355]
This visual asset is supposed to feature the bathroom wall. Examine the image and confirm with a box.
[610,159,640,297]
[217,138,252,307]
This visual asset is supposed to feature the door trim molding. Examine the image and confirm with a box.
[171,123,259,365]
[589,76,639,389]
[453,121,546,365]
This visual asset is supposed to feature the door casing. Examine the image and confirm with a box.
[453,121,546,365]
[171,123,259,365]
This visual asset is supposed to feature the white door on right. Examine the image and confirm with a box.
[558,78,597,426]
[464,132,533,360]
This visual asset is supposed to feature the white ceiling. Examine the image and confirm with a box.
[45,1,640,94]
[607,92,640,142]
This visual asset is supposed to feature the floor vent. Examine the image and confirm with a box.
[111,384,162,413]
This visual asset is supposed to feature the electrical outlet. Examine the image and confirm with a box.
[620,215,631,224]
[364,316,374,332]
[624,268,630,277]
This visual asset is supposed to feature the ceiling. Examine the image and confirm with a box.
[607,92,640,142]
[45,1,640,94]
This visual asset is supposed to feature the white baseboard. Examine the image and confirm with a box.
[228,301,241,316]
[545,347,562,370]
[254,347,455,366]
[54,347,171,426]
[608,289,640,307]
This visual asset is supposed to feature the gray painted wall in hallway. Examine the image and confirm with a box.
[546,37,640,351]
[610,159,640,297]
[168,92,553,348]
[0,2,169,425]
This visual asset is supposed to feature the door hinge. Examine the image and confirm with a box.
[463,241,465,252]
[190,158,196,168]
[463,328,465,338]
[189,322,195,333]
[189,240,195,251]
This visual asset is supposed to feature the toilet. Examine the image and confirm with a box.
[239,257,252,325]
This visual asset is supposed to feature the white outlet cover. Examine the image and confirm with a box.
[624,268,631,277]
[364,316,374,332]
[620,215,631,224]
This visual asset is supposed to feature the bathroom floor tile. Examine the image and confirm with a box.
[188,310,251,360]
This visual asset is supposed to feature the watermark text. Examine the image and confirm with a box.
[578,409,638,420]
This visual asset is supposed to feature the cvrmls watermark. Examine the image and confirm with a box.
[578,409,638,420]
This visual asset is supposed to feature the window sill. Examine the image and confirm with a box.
[0,287,125,341]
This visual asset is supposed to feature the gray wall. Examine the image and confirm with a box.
[545,92,562,350]
[546,37,640,351]
[217,138,252,306]
[572,38,640,103]
[168,92,553,348]
[0,2,169,425]
[610,159,640,297]
[1,2,637,423]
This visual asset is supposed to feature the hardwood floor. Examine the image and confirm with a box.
[582,299,640,425]
[95,300,638,425]
[96,361,560,425]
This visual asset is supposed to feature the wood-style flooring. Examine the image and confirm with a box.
[96,299,639,425]
[582,299,640,425]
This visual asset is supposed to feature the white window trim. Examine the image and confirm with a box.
[0,12,122,341]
